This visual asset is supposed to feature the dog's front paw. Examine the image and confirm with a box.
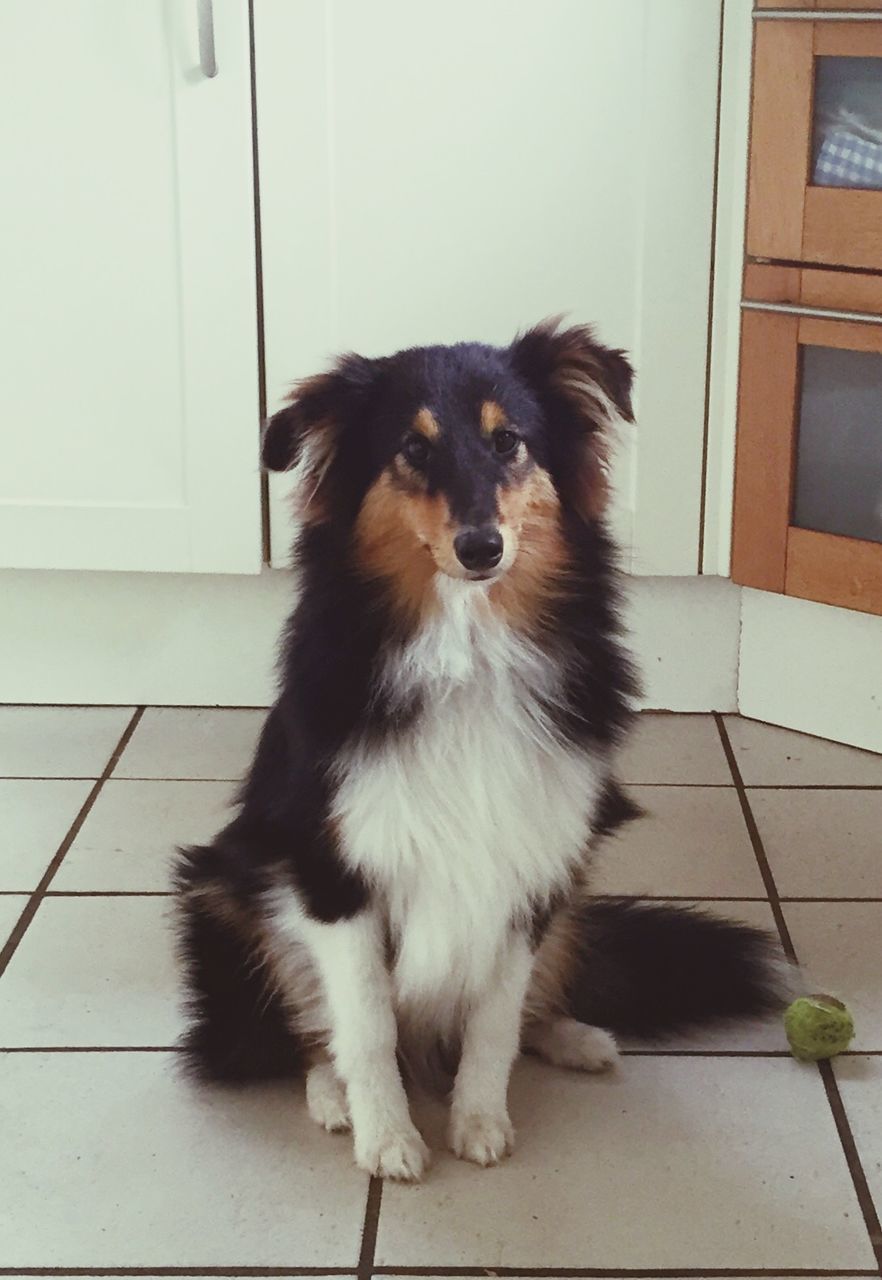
[306,1062,351,1133]
[355,1123,430,1182]
[449,1109,515,1167]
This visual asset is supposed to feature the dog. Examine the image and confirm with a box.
[174,318,787,1181]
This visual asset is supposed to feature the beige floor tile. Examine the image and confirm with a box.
[750,789,882,899]
[593,785,765,898]
[0,896,179,1046]
[0,706,133,778]
[620,900,790,1052]
[618,714,732,784]
[835,1055,882,1228]
[0,778,93,889]
[784,902,882,1052]
[0,1052,368,1267]
[0,895,27,946]
[113,708,265,781]
[611,716,727,783]
[376,1057,873,1268]
[53,779,236,892]
[725,717,882,786]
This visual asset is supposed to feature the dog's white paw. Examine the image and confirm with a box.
[306,1062,351,1133]
[355,1123,430,1182]
[530,1018,620,1072]
[449,1109,515,1167]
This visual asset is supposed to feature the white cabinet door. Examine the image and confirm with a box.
[256,0,720,574]
[0,1,262,573]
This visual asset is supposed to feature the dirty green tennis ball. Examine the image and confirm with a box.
[784,994,855,1061]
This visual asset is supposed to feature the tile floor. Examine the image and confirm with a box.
[2,705,882,1274]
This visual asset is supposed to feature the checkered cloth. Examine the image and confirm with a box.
[814,128,882,189]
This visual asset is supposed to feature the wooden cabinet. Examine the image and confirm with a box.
[733,10,882,618]
[255,0,723,576]
[747,20,882,271]
[0,1,262,573]
[733,266,882,616]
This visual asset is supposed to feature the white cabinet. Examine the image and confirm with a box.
[0,1,262,573]
[255,0,721,575]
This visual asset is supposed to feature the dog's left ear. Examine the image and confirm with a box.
[261,353,379,520]
[510,318,634,518]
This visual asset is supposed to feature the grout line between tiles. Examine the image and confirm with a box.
[0,1046,181,1053]
[3,773,875,783]
[1,1270,876,1278]
[0,891,770,901]
[714,713,882,1275]
[371,1271,882,1278]
[5,1044,881,1057]
[0,776,240,782]
[7,892,882,905]
[0,708,145,982]
[3,896,875,906]
[0,1271,355,1277]
[713,716,797,960]
[0,703,269,710]
[818,1058,882,1268]
[42,890,173,897]
[357,1178,384,1280]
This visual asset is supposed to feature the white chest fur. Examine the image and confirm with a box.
[331,577,603,1027]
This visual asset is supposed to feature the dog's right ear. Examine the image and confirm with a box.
[261,353,378,473]
[261,354,379,521]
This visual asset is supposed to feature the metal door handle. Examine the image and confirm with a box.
[198,0,218,78]
[742,300,882,326]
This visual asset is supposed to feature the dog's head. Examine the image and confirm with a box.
[263,319,633,620]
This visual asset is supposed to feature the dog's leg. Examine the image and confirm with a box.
[305,1050,350,1133]
[449,931,533,1167]
[295,909,429,1181]
[524,1015,619,1071]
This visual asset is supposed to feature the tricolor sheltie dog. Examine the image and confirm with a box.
[175,319,787,1181]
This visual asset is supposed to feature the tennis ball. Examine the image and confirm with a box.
[784,994,855,1062]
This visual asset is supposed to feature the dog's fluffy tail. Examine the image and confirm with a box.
[566,898,793,1038]
[175,846,303,1084]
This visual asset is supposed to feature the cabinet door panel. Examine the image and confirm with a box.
[257,0,720,574]
[0,1,261,572]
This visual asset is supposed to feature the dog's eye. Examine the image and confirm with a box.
[493,428,519,457]
[402,434,431,468]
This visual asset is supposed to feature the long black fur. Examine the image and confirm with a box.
[568,898,787,1039]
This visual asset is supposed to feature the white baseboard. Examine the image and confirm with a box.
[739,589,882,755]
[0,569,740,712]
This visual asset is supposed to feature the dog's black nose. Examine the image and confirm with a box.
[454,526,504,572]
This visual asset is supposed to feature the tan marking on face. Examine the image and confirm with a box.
[413,406,441,440]
[480,400,507,436]
[490,466,571,631]
[355,471,460,627]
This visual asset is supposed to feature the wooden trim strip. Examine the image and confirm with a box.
[803,188,882,272]
[743,264,882,316]
[786,527,882,615]
[798,315,882,350]
[731,311,800,591]
[746,23,814,261]
[814,22,882,52]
